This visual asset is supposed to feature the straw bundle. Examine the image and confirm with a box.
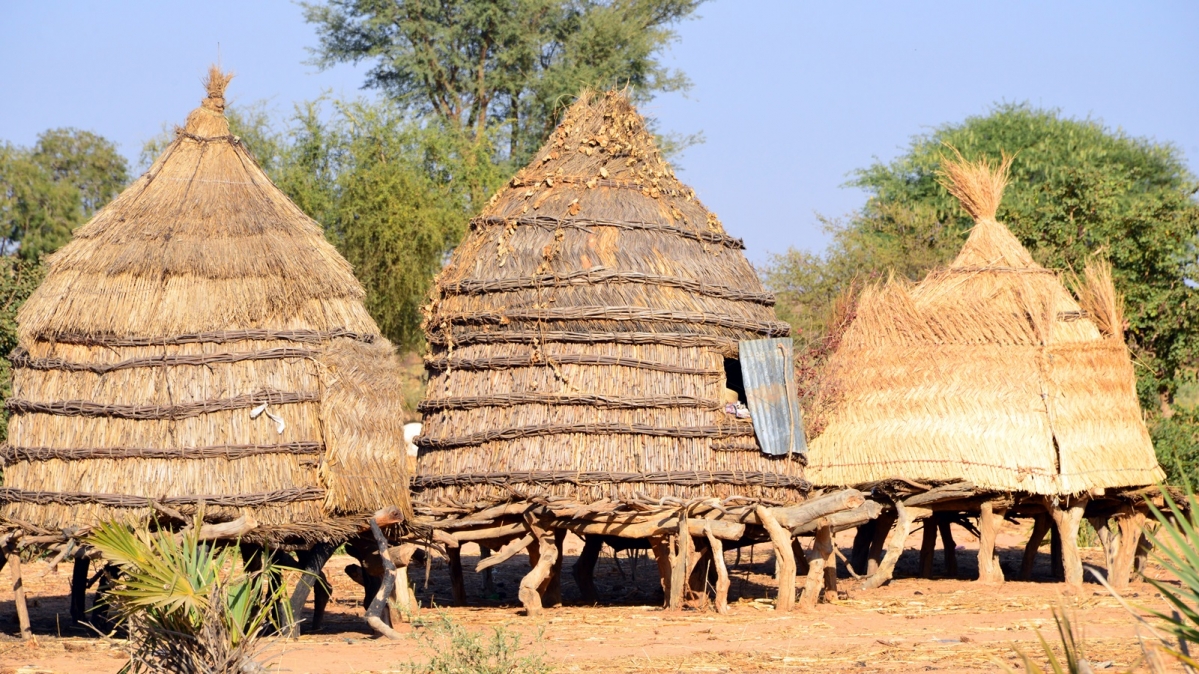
[806,152,1162,495]
[416,90,807,505]
[0,67,410,542]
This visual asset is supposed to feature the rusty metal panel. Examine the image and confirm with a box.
[739,338,807,458]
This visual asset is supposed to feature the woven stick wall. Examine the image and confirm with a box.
[0,67,411,543]
[806,153,1163,494]
[417,90,807,505]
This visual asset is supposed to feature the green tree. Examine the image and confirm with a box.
[302,0,703,163]
[767,104,1199,480]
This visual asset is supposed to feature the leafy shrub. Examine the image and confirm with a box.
[407,612,551,674]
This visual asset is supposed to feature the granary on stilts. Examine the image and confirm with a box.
[415,90,869,614]
[0,67,412,639]
[805,152,1166,591]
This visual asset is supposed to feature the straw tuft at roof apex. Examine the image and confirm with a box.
[202,65,234,111]
[938,146,1012,223]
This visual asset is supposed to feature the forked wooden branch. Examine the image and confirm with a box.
[756,506,795,612]
[477,534,534,572]
[364,519,402,640]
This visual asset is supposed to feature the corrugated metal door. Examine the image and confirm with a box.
[739,338,807,458]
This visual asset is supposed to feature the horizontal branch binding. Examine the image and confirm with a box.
[416,422,754,450]
[419,393,721,412]
[411,470,810,491]
[425,352,723,376]
[0,486,326,508]
[10,347,318,374]
[439,268,775,306]
[472,215,745,250]
[6,389,319,420]
[31,328,375,347]
[0,441,323,463]
[428,329,740,352]
[439,306,791,335]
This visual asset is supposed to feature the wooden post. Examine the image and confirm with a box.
[1088,516,1116,575]
[818,524,838,602]
[363,520,402,640]
[1110,510,1146,590]
[1020,513,1051,580]
[541,530,566,608]
[919,517,938,579]
[70,551,90,625]
[938,516,958,578]
[1133,528,1153,575]
[519,513,558,616]
[687,541,713,607]
[793,538,810,576]
[573,536,602,604]
[798,530,827,610]
[478,547,495,597]
[977,501,1006,584]
[648,534,672,604]
[1050,524,1064,580]
[703,525,730,614]
[850,520,875,576]
[862,504,927,590]
[1045,496,1089,591]
[867,510,897,576]
[668,513,692,611]
[447,546,466,606]
[7,547,31,639]
[757,506,796,611]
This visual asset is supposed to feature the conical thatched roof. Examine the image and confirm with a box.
[0,67,410,543]
[415,90,807,504]
[806,153,1163,494]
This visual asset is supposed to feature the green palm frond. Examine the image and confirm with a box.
[1143,484,1199,650]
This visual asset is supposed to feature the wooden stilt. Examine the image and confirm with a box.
[1110,510,1146,590]
[1020,513,1052,581]
[1045,496,1089,591]
[312,569,330,630]
[793,538,810,576]
[799,530,827,610]
[668,515,692,611]
[819,525,838,602]
[540,529,566,607]
[867,510,897,576]
[919,517,938,579]
[287,542,337,637]
[703,525,730,614]
[687,541,713,607]
[573,536,602,604]
[850,520,875,576]
[1050,524,1064,580]
[1088,516,1116,576]
[648,534,672,604]
[862,504,926,590]
[938,516,958,578]
[1133,529,1152,575]
[478,547,495,597]
[363,519,402,640]
[519,514,558,616]
[757,506,796,611]
[7,548,31,639]
[70,552,89,625]
[447,546,466,606]
[977,501,1007,584]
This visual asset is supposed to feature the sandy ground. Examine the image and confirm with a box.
[0,519,1186,673]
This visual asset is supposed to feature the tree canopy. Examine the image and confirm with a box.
[764,103,1199,481]
[303,0,703,163]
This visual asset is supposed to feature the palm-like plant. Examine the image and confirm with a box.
[87,520,294,674]
[1143,484,1199,668]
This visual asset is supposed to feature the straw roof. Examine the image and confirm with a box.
[415,90,807,504]
[0,67,410,542]
[805,152,1163,495]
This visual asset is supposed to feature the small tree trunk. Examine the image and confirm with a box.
[758,506,797,611]
[850,520,875,576]
[867,510,897,576]
[573,536,603,604]
[519,518,558,616]
[8,549,31,639]
[919,518,938,578]
[977,501,1007,584]
[938,515,958,578]
[447,546,466,606]
[1045,496,1089,591]
[1110,510,1146,590]
[649,535,673,605]
[704,525,730,614]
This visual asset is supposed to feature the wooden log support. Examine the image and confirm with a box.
[70,551,90,625]
[1109,510,1146,590]
[938,515,958,578]
[773,489,865,532]
[649,534,672,603]
[518,510,558,616]
[542,529,566,608]
[7,547,31,639]
[687,541,713,607]
[919,518,938,579]
[862,503,928,590]
[477,534,533,572]
[1050,524,1064,580]
[573,536,603,605]
[668,511,691,611]
[798,532,824,610]
[451,522,527,542]
[1045,495,1089,591]
[902,482,977,508]
[564,515,745,541]
[364,519,402,640]
[478,547,496,597]
[977,501,1007,584]
[1088,516,1116,575]
[447,546,466,606]
[390,543,420,615]
[1133,527,1153,575]
[792,500,883,535]
[819,525,838,602]
[1020,513,1052,581]
[793,538,809,576]
[850,520,875,576]
[703,524,730,614]
[756,505,796,611]
[287,542,337,637]
[313,569,331,629]
[866,510,897,576]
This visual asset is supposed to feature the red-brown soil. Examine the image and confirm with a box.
[0,520,1185,673]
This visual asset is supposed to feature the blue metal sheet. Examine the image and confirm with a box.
[738,338,807,458]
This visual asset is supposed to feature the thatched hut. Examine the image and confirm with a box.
[0,68,410,637]
[415,90,866,614]
[806,152,1164,590]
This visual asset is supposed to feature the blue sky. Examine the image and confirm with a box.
[2,1,1196,264]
